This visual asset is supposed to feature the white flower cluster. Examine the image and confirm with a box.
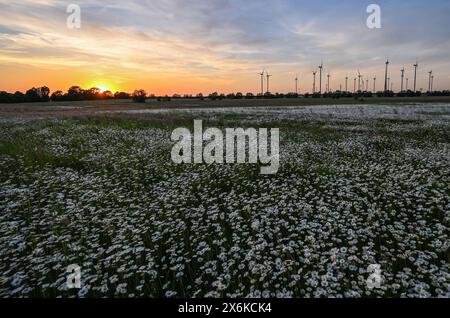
[0,104,449,298]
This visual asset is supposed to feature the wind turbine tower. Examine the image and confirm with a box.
[358,70,362,92]
[295,75,298,94]
[345,76,348,92]
[327,73,330,92]
[312,71,317,94]
[373,76,377,93]
[401,67,405,93]
[318,61,323,94]
[413,61,419,92]
[428,70,433,92]
[258,70,265,95]
[384,59,389,95]
[266,72,272,94]
[353,78,357,93]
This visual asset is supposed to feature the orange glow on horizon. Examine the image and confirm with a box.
[97,85,110,93]
[85,80,117,93]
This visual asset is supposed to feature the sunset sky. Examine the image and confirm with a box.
[1,0,450,95]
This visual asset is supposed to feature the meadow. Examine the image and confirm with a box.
[0,102,449,298]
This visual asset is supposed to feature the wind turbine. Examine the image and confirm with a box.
[384,59,389,95]
[312,71,317,94]
[373,76,377,93]
[266,71,272,94]
[327,73,331,92]
[353,77,357,93]
[295,75,298,94]
[258,70,265,95]
[318,61,323,94]
[406,78,409,91]
[401,67,405,93]
[366,79,369,92]
[413,60,419,92]
[345,76,348,92]
[357,70,362,92]
[428,70,433,92]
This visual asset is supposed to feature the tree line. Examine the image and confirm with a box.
[1,86,450,104]
[0,86,51,103]
[51,86,132,101]
[0,86,133,103]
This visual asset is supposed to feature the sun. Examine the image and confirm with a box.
[87,81,115,93]
[97,85,110,93]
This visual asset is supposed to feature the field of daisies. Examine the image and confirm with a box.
[0,103,449,298]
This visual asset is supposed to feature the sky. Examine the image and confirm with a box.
[1,0,450,94]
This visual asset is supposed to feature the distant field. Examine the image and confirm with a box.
[2,96,450,119]
[0,104,449,298]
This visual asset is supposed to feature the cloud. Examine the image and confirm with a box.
[0,0,449,93]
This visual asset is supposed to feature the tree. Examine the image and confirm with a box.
[39,86,50,102]
[25,87,41,102]
[132,89,147,103]
[208,92,219,100]
[0,91,12,103]
[84,87,100,100]
[14,91,26,103]
[68,86,83,100]
[114,92,131,99]
[51,90,64,101]
[102,90,113,99]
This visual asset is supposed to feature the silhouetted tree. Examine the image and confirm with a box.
[14,91,26,103]
[84,87,100,100]
[0,91,11,103]
[39,86,50,102]
[25,88,39,102]
[132,89,147,103]
[102,90,113,99]
[114,92,131,99]
[51,90,64,101]
[68,86,83,100]
[208,92,219,100]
